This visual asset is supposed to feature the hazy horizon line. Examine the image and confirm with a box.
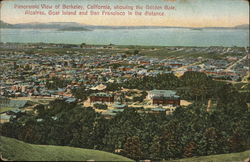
[2,20,249,28]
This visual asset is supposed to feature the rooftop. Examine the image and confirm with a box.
[0,100,28,109]
[90,93,114,97]
[150,90,178,97]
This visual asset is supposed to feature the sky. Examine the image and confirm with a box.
[0,0,249,27]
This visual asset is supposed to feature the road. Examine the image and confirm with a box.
[167,48,184,54]
[224,55,247,72]
[173,60,204,71]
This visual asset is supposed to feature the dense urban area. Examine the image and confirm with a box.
[0,42,249,161]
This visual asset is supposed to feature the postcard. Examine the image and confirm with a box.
[0,0,249,161]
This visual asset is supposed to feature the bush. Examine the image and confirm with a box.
[94,103,108,110]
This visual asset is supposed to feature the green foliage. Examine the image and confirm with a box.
[109,63,122,69]
[123,73,181,90]
[0,86,249,161]
[121,71,229,103]
[133,50,139,55]
[23,64,32,71]
[132,91,148,102]
[180,71,214,101]
[132,96,144,102]
[106,83,121,91]
[45,77,69,90]
[34,104,46,117]
[94,103,108,110]
[71,86,92,101]
[80,43,86,48]
[122,136,143,160]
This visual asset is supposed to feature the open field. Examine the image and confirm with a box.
[0,107,13,113]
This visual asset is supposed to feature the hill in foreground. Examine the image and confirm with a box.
[164,150,250,162]
[0,136,133,161]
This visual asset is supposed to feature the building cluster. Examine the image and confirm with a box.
[0,43,248,121]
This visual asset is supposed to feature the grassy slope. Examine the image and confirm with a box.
[1,137,249,162]
[0,136,133,161]
[164,150,250,162]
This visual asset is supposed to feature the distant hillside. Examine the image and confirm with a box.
[0,20,13,28]
[13,22,87,29]
[0,20,249,30]
[0,136,133,161]
[234,24,249,29]
[164,150,250,162]
[0,21,91,31]
[201,24,249,30]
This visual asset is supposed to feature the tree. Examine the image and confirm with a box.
[180,71,213,102]
[71,86,91,101]
[45,77,69,90]
[133,96,144,102]
[183,141,197,157]
[122,136,143,160]
[123,73,181,90]
[34,104,46,117]
[134,50,139,55]
[103,109,143,152]
[91,117,111,150]
[1,84,249,161]
[80,43,86,48]
[106,83,121,91]
[150,136,162,160]
[94,103,108,110]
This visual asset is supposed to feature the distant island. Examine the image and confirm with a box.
[0,20,249,30]
[190,28,203,31]
[0,20,14,28]
[58,27,91,31]
[0,21,92,31]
